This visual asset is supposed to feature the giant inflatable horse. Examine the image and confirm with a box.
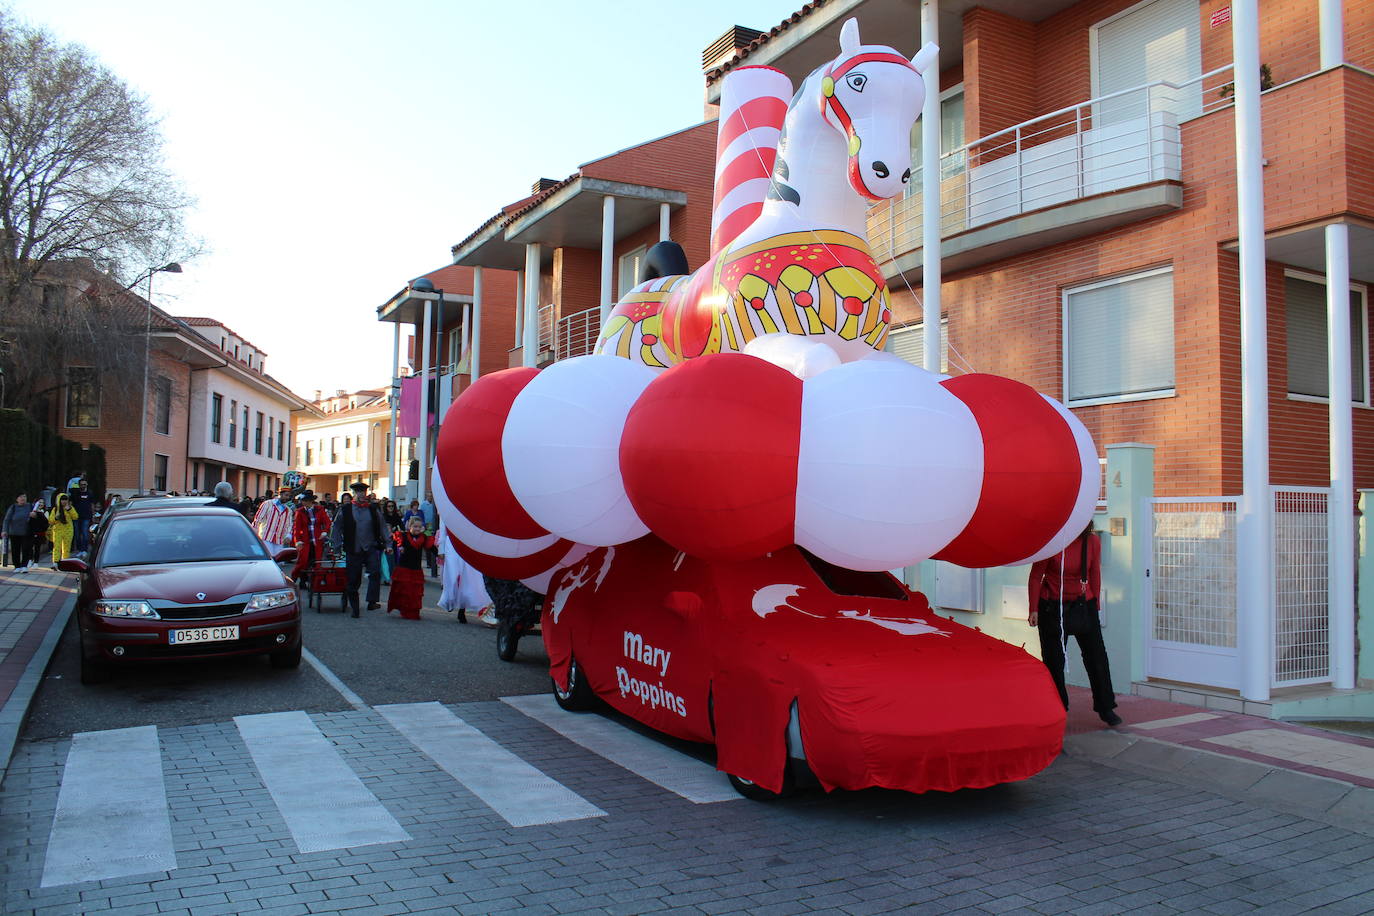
[596,20,933,376]
[434,18,1096,587]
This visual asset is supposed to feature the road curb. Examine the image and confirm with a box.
[1064,729,1374,836]
[0,587,77,790]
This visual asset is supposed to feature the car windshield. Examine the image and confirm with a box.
[98,514,270,567]
[799,548,909,601]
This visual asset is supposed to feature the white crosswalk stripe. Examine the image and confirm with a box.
[501,694,739,803]
[378,701,605,827]
[37,696,731,885]
[235,710,410,853]
[41,725,176,887]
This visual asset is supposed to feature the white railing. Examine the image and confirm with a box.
[1272,486,1330,687]
[868,65,1235,260]
[556,306,601,362]
[537,305,554,357]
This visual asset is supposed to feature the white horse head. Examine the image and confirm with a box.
[819,19,937,202]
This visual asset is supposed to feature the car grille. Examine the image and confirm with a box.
[157,602,248,621]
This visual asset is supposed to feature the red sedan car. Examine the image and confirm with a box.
[59,505,301,684]
[543,535,1066,799]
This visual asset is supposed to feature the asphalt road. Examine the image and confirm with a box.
[21,579,552,740]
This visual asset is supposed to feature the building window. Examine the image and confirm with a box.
[908,85,966,188]
[255,411,264,454]
[288,430,294,464]
[331,437,339,463]
[305,441,314,466]
[229,399,238,447]
[154,375,172,435]
[242,406,249,451]
[154,454,168,492]
[266,416,273,458]
[884,319,949,373]
[277,422,285,461]
[65,367,100,428]
[192,462,199,491]
[618,245,647,298]
[1064,266,1175,406]
[1286,272,1369,404]
[210,393,223,444]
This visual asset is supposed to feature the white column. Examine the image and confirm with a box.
[920,0,942,373]
[461,302,472,371]
[600,196,616,322]
[471,266,483,380]
[523,243,541,367]
[659,202,671,241]
[1320,0,1345,68]
[514,272,524,349]
[417,299,433,505]
[1233,0,1273,702]
[1327,222,1355,689]
[388,321,400,491]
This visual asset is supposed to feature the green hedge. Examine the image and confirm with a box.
[0,409,105,509]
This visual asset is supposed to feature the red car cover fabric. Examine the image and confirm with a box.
[933,374,1083,568]
[619,355,802,562]
[544,536,1065,795]
[435,368,547,540]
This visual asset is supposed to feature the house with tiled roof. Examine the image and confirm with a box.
[293,388,394,499]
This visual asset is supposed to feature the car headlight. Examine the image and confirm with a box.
[92,600,160,619]
[246,589,296,611]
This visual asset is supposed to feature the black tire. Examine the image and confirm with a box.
[727,766,796,801]
[552,657,598,711]
[269,640,302,669]
[496,618,519,662]
[79,648,109,685]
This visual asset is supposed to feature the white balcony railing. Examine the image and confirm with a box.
[556,306,601,362]
[537,304,554,357]
[867,65,1235,262]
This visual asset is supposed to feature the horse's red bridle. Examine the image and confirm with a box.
[820,52,919,201]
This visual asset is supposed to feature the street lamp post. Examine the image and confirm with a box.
[136,262,182,495]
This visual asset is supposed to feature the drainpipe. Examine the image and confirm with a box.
[523,243,541,367]
[1233,0,1273,702]
[472,266,483,380]
[920,0,942,373]
[1327,223,1355,689]
[1319,0,1344,68]
[601,196,616,323]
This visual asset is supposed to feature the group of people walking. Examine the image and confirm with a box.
[2,474,98,571]
[257,481,437,620]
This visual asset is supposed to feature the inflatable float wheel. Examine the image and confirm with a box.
[552,657,598,711]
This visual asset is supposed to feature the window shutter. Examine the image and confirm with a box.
[1095,0,1201,125]
[885,322,949,372]
[1066,268,1175,403]
[1285,275,1365,401]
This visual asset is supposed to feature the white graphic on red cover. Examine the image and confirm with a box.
[549,564,594,625]
[752,584,804,618]
[836,610,947,637]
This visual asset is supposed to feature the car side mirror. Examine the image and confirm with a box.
[663,591,703,615]
[273,547,298,564]
[57,558,88,574]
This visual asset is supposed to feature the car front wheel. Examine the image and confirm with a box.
[79,641,109,685]
[727,767,796,801]
[552,658,598,711]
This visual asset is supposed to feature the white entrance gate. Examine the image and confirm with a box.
[1149,497,1240,688]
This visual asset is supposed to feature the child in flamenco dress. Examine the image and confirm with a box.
[387,517,435,620]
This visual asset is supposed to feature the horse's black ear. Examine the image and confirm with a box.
[641,241,689,283]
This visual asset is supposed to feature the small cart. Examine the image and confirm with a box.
[304,554,348,613]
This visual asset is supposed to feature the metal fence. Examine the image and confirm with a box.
[556,307,601,362]
[867,65,1234,261]
[1272,486,1330,686]
[1151,497,1239,650]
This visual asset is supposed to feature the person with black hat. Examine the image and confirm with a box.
[328,481,387,616]
[290,490,332,586]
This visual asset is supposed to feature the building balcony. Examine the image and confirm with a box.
[867,66,1234,281]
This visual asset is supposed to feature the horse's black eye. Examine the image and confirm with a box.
[845,73,867,93]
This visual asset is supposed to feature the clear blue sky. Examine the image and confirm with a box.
[11,0,804,397]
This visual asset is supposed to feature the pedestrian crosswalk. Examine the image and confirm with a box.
[33,696,739,887]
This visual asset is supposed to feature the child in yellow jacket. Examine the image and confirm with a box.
[48,494,76,566]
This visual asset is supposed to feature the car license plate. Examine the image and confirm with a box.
[169,625,239,645]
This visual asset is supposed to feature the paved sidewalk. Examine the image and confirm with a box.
[1062,688,1374,833]
[0,565,79,787]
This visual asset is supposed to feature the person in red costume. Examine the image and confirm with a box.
[1028,523,1121,727]
[387,516,434,620]
[290,490,332,586]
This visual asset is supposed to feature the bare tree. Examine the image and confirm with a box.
[0,11,195,413]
